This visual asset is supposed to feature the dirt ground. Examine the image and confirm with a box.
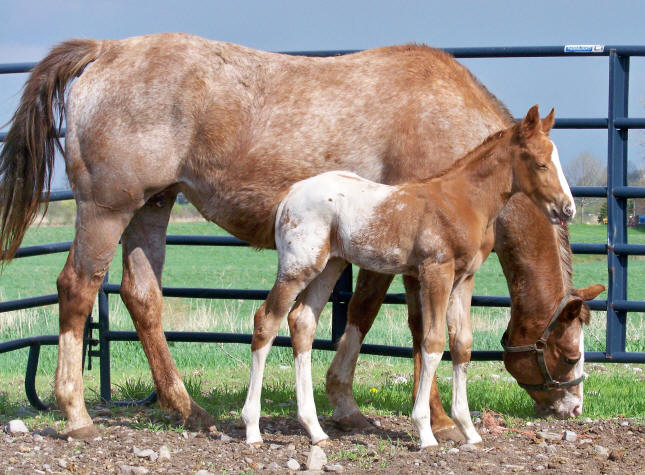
[1,407,644,474]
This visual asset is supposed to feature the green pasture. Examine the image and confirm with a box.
[0,215,644,424]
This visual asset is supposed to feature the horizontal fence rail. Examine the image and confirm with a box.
[1,44,645,409]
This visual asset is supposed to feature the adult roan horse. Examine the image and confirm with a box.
[241,106,577,448]
[0,33,602,439]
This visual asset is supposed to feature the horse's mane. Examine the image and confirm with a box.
[556,224,574,293]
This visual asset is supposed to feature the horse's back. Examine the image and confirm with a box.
[64,33,512,247]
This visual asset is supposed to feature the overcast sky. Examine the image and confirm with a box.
[2,0,645,189]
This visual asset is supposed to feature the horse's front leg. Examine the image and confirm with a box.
[447,275,481,444]
[326,269,393,430]
[411,260,454,449]
[289,258,347,445]
[403,276,464,442]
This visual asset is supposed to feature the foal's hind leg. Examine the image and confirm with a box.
[242,277,308,445]
[404,275,464,443]
[326,269,393,430]
[289,258,347,445]
[56,206,133,438]
[119,191,215,430]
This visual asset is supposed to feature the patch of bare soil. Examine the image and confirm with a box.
[1,408,644,474]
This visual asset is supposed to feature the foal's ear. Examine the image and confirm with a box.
[520,104,541,137]
[541,108,555,133]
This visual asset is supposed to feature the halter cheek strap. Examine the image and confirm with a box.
[501,294,585,391]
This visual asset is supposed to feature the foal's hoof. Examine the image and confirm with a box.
[314,438,331,447]
[433,425,466,443]
[62,424,99,440]
[333,412,374,432]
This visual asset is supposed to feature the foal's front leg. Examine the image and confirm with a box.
[241,279,304,445]
[411,261,454,449]
[447,275,481,444]
[288,258,347,445]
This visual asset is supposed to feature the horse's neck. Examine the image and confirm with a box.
[506,247,568,344]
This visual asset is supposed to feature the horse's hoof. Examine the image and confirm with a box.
[183,406,217,431]
[333,412,374,432]
[62,424,99,440]
[433,425,466,443]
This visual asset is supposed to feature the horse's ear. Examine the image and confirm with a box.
[541,108,555,133]
[574,284,605,301]
[562,298,587,324]
[520,104,541,137]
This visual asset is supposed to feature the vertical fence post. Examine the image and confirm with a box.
[331,266,352,344]
[606,50,629,358]
[98,272,111,401]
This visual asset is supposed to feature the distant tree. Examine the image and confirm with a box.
[564,152,607,223]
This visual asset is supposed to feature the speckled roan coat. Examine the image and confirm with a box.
[0,33,601,439]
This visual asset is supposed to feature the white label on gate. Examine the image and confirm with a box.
[564,45,604,53]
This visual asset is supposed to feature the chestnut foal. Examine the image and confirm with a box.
[242,105,576,448]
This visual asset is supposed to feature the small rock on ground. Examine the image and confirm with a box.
[286,458,301,471]
[159,445,171,461]
[593,445,609,456]
[307,445,328,470]
[119,465,149,475]
[4,420,28,434]
[324,464,345,472]
[562,430,577,442]
[461,443,478,451]
[536,431,560,441]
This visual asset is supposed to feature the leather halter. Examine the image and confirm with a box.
[501,294,585,391]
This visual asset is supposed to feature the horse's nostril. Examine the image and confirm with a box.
[564,205,573,217]
[571,405,582,417]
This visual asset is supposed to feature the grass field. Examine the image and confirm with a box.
[1,214,644,423]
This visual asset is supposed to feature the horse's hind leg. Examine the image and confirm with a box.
[326,269,393,430]
[289,258,347,445]
[119,190,215,430]
[404,275,464,443]
[56,205,134,438]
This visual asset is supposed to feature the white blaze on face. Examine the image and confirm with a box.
[575,328,585,409]
[550,141,576,217]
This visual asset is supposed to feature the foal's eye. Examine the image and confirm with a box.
[564,356,580,365]
[536,162,549,170]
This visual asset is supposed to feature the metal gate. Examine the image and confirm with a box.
[1,44,644,409]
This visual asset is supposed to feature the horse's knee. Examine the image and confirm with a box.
[448,329,473,364]
[423,333,445,355]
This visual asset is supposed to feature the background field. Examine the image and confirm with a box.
[1,205,644,423]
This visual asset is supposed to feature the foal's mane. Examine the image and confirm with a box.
[417,126,514,183]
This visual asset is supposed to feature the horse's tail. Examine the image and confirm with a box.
[0,39,103,263]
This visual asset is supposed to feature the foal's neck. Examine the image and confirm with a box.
[427,130,516,221]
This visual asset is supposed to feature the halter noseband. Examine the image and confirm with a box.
[501,294,585,391]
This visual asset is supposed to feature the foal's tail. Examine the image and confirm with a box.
[0,39,102,263]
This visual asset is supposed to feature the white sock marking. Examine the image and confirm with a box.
[452,362,482,443]
[411,350,442,448]
[242,344,272,444]
[294,350,328,444]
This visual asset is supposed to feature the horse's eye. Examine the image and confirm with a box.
[564,356,580,365]
[536,162,548,170]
